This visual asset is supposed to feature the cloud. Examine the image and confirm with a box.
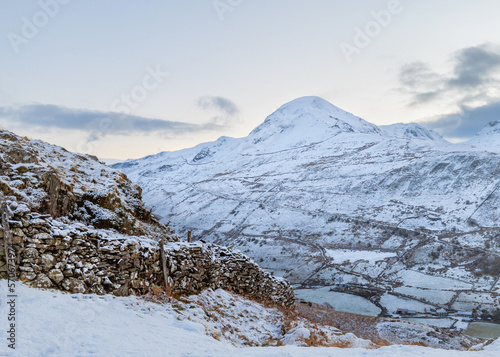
[398,44,500,138]
[197,96,239,125]
[398,62,442,105]
[448,45,500,88]
[400,62,439,88]
[421,101,500,139]
[399,43,500,105]
[0,104,221,143]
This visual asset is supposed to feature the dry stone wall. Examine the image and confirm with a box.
[0,205,294,308]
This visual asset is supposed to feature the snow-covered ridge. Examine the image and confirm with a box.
[380,123,447,143]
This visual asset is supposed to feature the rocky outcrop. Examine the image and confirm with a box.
[0,129,164,236]
[0,202,294,308]
[41,171,75,218]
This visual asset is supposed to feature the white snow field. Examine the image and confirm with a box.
[380,293,435,313]
[325,249,396,263]
[1,282,499,356]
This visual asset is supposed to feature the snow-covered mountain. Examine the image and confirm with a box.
[459,121,500,152]
[246,96,382,150]
[115,97,500,318]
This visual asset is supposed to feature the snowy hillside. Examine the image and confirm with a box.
[2,281,497,356]
[115,96,500,319]
[0,130,166,236]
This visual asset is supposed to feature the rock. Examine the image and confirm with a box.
[41,253,56,270]
[48,269,64,284]
[83,271,100,286]
[20,271,37,281]
[32,273,53,288]
[130,279,149,289]
[19,265,34,272]
[34,232,52,240]
[62,278,87,293]
[11,236,23,244]
[22,247,39,260]
[102,276,113,287]
[113,283,130,296]
[89,284,105,295]
[12,228,25,237]
[63,268,74,277]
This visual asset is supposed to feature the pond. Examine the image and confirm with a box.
[465,322,500,340]
[405,317,455,329]
[294,286,381,316]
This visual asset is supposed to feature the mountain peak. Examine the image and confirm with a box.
[477,120,500,135]
[247,97,381,148]
[467,120,500,140]
[275,96,341,112]
[461,121,500,152]
[272,96,367,124]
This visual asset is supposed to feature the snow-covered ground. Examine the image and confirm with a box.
[325,249,396,263]
[452,292,500,312]
[380,293,435,313]
[396,270,472,290]
[394,287,456,305]
[1,282,499,356]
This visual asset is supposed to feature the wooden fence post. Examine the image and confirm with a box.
[158,236,169,292]
[187,231,192,243]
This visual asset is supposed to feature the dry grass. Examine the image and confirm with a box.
[279,306,297,335]
[143,289,381,348]
[295,299,390,346]
[277,303,374,348]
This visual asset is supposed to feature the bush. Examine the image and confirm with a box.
[429,251,439,260]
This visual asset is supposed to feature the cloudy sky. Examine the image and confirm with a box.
[1,0,500,159]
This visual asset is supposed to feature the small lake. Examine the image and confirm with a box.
[465,322,500,339]
[294,286,381,316]
[406,317,455,329]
